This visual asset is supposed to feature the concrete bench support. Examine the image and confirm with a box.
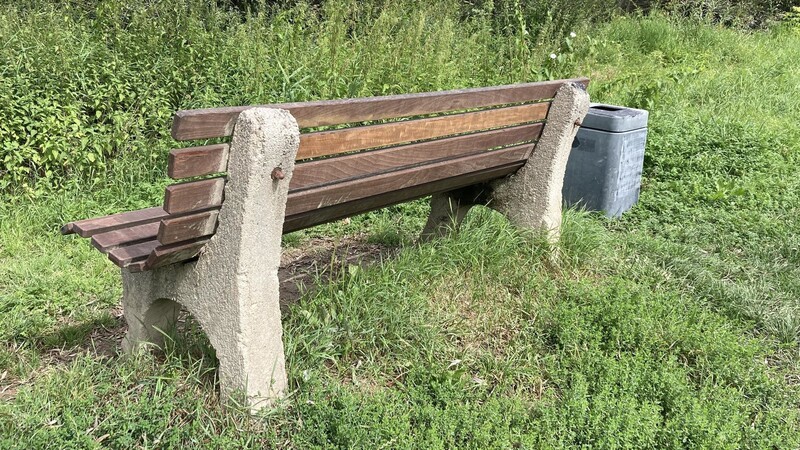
[423,82,590,240]
[120,108,300,410]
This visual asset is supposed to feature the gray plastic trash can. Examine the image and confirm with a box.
[562,103,649,218]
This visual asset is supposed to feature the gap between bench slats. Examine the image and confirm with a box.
[297,102,548,160]
[291,122,543,191]
[171,78,588,140]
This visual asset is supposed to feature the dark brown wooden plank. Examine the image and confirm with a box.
[168,144,230,179]
[61,207,168,238]
[171,78,590,140]
[107,239,161,268]
[290,123,543,191]
[297,102,549,160]
[142,238,211,271]
[163,177,226,215]
[157,210,220,245]
[285,143,532,218]
[91,222,160,253]
[284,161,524,233]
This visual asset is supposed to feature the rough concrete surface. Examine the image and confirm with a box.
[490,82,591,240]
[120,108,300,411]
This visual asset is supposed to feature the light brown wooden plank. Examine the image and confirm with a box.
[61,207,168,238]
[107,239,161,268]
[157,210,220,245]
[168,144,230,179]
[290,122,543,191]
[296,102,549,160]
[163,177,226,215]
[171,78,589,140]
[284,161,524,233]
[142,238,211,271]
[285,143,532,218]
[91,222,160,253]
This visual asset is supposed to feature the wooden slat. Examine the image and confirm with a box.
[171,78,590,140]
[168,144,230,179]
[157,210,219,245]
[91,222,160,253]
[61,207,168,238]
[284,161,524,233]
[163,177,226,215]
[285,143,532,218]
[297,102,549,160]
[290,122,543,191]
[107,239,161,268]
[141,238,211,271]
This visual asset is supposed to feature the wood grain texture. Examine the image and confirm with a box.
[290,122,543,191]
[61,207,168,238]
[285,143,532,218]
[107,239,161,268]
[171,78,589,140]
[284,161,524,233]
[142,238,211,271]
[296,102,549,160]
[168,144,230,179]
[91,222,160,253]
[163,177,226,215]
[157,210,219,245]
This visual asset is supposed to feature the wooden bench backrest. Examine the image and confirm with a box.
[69,78,588,271]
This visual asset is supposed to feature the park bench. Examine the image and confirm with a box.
[62,78,589,410]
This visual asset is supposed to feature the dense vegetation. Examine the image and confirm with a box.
[1,0,799,447]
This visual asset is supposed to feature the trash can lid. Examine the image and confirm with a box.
[581,103,649,132]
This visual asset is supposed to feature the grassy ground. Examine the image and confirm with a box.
[2,8,800,449]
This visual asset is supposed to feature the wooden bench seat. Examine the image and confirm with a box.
[62,78,591,410]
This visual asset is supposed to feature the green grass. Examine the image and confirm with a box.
[2,5,800,449]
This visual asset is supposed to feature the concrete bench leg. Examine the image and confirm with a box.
[120,108,300,411]
[420,188,479,241]
[490,82,590,241]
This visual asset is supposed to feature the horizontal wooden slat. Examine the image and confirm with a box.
[297,102,549,160]
[286,143,532,218]
[168,144,230,179]
[284,161,524,233]
[291,122,543,191]
[140,238,211,272]
[61,207,168,238]
[171,78,589,140]
[157,210,220,245]
[107,239,160,268]
[91,222,160,253]
[163,177,226,215]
